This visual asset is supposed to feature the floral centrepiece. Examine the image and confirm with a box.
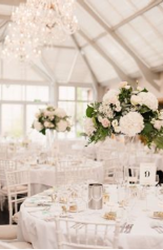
[32,106,71,135]
[84,82,163,149]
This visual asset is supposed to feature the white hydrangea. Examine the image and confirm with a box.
[138,92,158,111]
[84,118,96,136]
[130,95,142,106]
[54,108,67,118]
[33,120,43,131]
[56,120,68,132]
[103,89,119,105]
[120,112,144,137]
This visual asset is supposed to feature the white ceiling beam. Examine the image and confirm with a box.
[40,55,56,83]
[79,30,136,85]
[46,45,76,50]
[77,0,160,91]
[66,50,79,83]
[0,78,48,85]
[112,0,163,31]
[72,34,100,100]
[29,61,52,83]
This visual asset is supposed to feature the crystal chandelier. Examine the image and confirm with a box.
[3,0,79,61]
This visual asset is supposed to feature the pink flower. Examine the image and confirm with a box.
[101,118,110,128]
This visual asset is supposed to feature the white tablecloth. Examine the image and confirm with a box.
[18,185,163,249]
[30,160,104,194]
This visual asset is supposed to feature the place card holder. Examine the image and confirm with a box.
[140,163,156,186]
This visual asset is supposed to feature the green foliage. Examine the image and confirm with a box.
[86,105,94,118]
[83,83,163,149]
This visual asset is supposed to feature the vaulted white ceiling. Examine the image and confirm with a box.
[0,0,163,96]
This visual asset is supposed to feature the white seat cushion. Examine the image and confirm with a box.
[0,225,17,240]
[11,242,33,249]
[2,185,28,193]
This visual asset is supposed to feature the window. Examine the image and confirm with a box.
[0,83,50,140]
[1,104,23,138]
[58,86,93,138]
[26,86,49,102]
[2,85,25,101]
[59,86,75,101]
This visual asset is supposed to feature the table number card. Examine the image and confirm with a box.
[140,163,156,185]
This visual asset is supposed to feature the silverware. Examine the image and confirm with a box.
[152,226,163,234]
[127,224,133,234]
[123,223,133,233]
[120,222,126,233]
[124,224,130,233]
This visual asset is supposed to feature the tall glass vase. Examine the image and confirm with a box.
[123,135,138,184]
[46,129,55,152]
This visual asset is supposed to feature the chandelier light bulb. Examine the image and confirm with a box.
[3,0,79,61]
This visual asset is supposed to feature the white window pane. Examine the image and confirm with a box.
[76,102,88,137]
[26,86,49,102]
[59,87,75,101]
[1,104,23,138]
[2,85,25,101]
[77,88,93,101]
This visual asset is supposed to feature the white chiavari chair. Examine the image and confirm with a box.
[55,218,120,249]
[0,144,9,159]
[56,160,101,187]
[5,169,30,224]
[0,160,17,211]
[104,158,123,184]
[56,160,84,186]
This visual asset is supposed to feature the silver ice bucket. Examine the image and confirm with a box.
[88,183,103,210]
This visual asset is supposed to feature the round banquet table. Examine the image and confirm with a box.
[29,160,104,195]
[18,185,163,249]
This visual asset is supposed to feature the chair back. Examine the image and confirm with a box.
[0,160,17,188]
[55,218,120,249]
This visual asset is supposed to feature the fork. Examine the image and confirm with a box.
[152,226,163,234]
[124,224,133,233]
[127,224,133,233]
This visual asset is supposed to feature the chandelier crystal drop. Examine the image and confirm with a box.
[3,0,79,61]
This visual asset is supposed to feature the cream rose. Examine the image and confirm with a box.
[101,118,110,128]
[154,120,163,130]
[84,118,96,136]
[54,108,67,118]
[103,89,119,105]
[56,120,68,132]
[138,92,158,111]
[130,95,142,106]
[33,120,43,131]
